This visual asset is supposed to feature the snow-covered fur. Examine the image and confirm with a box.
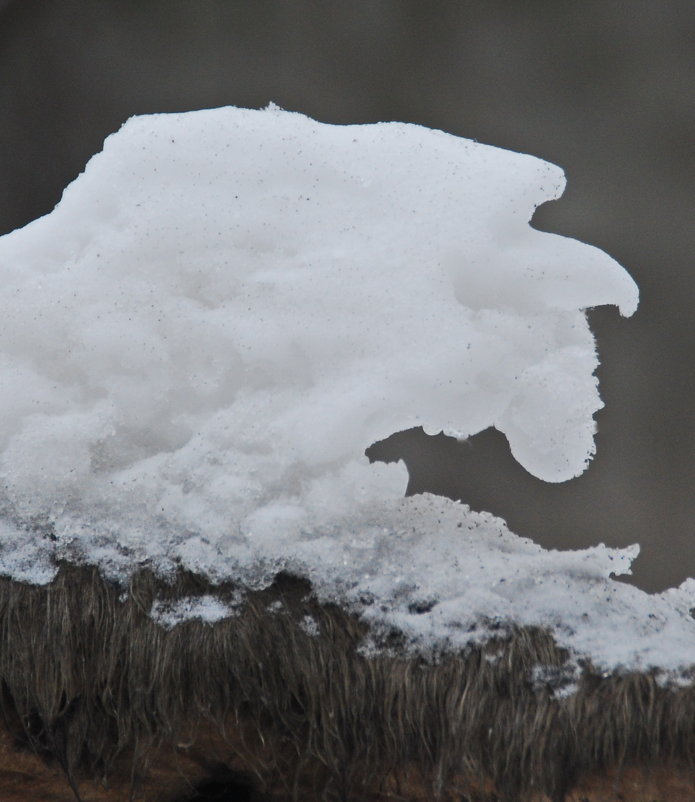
[0,565,692,802]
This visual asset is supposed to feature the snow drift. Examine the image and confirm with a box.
[2,105,691,676]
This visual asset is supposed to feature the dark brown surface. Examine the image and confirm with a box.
[565,765,695,802]
[1,731,695,802]
[0,727,200,801]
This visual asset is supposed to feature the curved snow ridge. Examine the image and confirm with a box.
[243,493,695,678]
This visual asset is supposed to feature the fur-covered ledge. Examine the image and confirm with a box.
[0,564,693,802]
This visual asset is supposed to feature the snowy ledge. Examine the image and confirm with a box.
[0,105,692,683]
[3,492,695,684]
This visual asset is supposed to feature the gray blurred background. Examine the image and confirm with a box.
[0,1,693,592]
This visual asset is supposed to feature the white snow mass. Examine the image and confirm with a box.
[1,104,691,677]
[150,593,244,629]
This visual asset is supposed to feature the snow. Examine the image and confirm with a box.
[0,104,690,679]
[150,593,244,629]
[298,615,321,637]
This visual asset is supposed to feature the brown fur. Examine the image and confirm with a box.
[0,563,693,801]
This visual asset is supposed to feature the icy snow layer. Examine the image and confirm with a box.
[3,487,695,675]
[0,104,683,674]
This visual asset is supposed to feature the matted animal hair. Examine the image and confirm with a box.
[0,563,693,801]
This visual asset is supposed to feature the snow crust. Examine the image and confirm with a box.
[1,104,689,677]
